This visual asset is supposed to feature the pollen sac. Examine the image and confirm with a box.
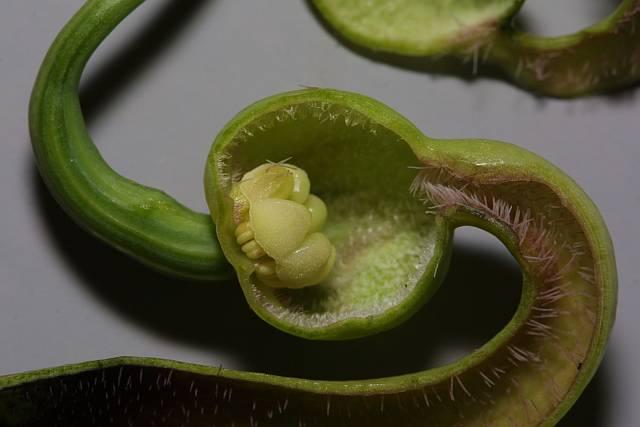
[231,163,335,289]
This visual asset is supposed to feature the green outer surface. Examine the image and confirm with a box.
[312,0,640,97]
[29,0,231,280]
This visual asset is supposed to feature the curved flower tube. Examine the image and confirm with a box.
[312,0,640,97]
[11,0,618,425]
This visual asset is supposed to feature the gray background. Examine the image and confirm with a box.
[1,0,638,425]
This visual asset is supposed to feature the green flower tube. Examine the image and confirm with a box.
[6,0,617,426]
[312,0,640,97]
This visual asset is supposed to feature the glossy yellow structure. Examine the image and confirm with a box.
[231,163,335,288]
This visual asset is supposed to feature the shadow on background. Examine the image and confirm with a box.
[558,358,611,427]
[80,0,216,123]
[28,0,613,424]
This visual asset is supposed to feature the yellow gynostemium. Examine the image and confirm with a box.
[231,163,335,289]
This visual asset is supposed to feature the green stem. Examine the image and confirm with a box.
[29,0,231,280]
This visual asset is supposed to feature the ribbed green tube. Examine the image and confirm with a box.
[29,0,231,280]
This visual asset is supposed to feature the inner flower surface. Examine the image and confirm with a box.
[207,95,449,338]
